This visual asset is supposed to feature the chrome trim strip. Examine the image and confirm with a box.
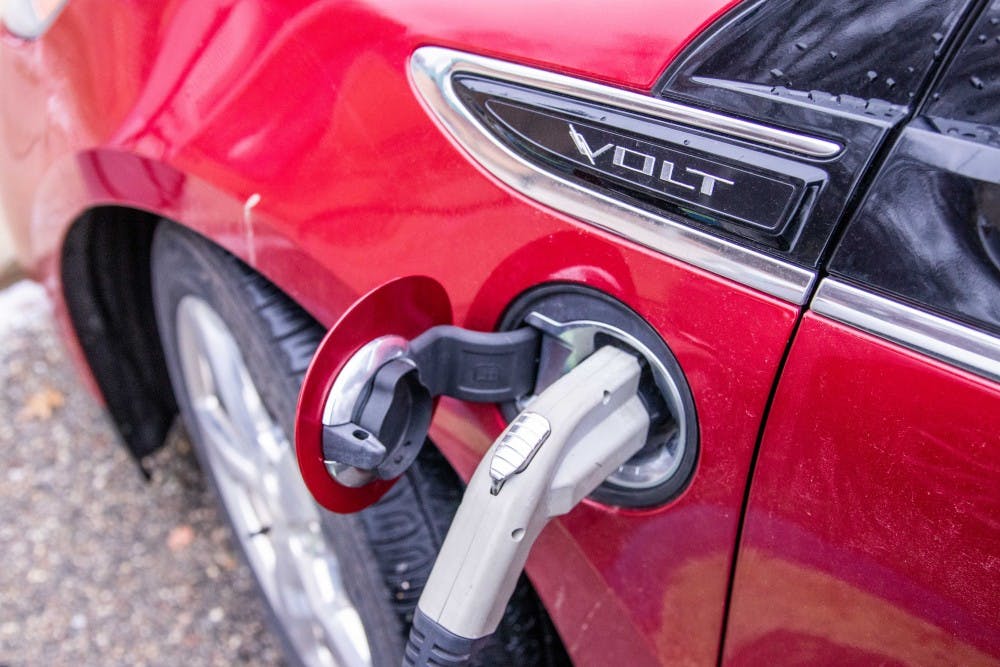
[812,279,1000,382]
[415,48,840,159]
[410,46,818,304]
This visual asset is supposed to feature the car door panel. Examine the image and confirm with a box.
[725,3,1000,663]
[724,314,1000,665]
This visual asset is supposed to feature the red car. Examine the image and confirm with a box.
[2,0,997,665]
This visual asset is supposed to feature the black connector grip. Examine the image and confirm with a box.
[403,608,484,667]
[322,326,541,484]
[322,423,387,469]
[322,358,433,479]
[409,326,540,402]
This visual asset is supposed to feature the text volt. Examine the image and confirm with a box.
[569,124,734,196]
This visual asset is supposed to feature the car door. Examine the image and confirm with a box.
[723,3,1000,664]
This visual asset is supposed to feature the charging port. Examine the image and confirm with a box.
[500,284,698,507]
[306,281,696,512]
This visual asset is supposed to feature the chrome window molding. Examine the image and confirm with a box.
[812,279,1000,383]
[410,46,819,305]
[416,48,841,159]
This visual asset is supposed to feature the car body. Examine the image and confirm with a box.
[1,0,997,664]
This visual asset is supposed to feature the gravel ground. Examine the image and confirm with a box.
[0,281,286,666]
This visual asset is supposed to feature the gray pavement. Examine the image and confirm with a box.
[0,281,286,665]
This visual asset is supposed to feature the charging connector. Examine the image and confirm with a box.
[403,345,651,666]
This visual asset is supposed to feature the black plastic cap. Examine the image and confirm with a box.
[402,608,485,667]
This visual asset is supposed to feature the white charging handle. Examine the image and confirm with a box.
[404,345,650,666]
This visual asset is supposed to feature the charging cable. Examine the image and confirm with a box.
[402,345,650,666]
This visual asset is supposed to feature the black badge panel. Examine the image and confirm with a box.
[487,100,802,232]
[452,74,827,257]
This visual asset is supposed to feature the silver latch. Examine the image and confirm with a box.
[489,412,551,495]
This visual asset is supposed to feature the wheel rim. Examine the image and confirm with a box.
[175,296,371,667]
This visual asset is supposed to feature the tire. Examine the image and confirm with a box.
[150,221,569,667]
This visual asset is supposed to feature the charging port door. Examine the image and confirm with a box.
[295,276,451,513]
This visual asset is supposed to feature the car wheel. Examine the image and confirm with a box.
[150,221,569,667]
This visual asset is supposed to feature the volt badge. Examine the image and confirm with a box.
[568,123,734,197]
[483,99,805,234]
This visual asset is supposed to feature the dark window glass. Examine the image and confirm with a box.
[830,3,1000,334]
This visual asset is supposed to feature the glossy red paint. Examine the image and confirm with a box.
[295,276,451,513]
[0,0,794,664]
[724,314,1000,666]
[404,235,798,665]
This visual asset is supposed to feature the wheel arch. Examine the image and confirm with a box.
[32,137,355,472]
[57,201,333,470]
[60,206,176,469]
